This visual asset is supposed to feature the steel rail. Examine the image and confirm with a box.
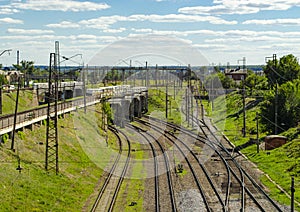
[125,124,160,212]
[107,126,131,212]
[130,124,177,212]
[132,120,211,211]
[90,125,123,212]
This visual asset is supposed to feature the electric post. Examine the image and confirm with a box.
[291,177,295,212]
[273,54,278,134]
[256,112,259,153]
[83,64,87,114]
[11,76,21,151]
[0,86,2,115]
[242,75,246,137]
[185,88,188,122]
[275,82,278,134]
[266,54,278,134]
[155,64,158,91]
[145,61,148,87]
[166,80,168,119]
[45,52,59,174]
[238,57,247,137]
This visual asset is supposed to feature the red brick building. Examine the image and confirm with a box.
[264,135,287,150]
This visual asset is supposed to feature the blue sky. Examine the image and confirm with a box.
[0,0,299,66]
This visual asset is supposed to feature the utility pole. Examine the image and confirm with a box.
[273,54,278,135]
[173,80,176,100]
[11,77,21,151]
[266,54,278,134]
[238,57,247,137]
[256,112,259,153]
[45,52,59,174]
[0,86,2,115]
[275,82,278,134]
[145,61,148,87]
[122,68,125,85]
[83,64,87,113]
[166,77,168,119]
[17,50,20,66]
[155,64,158,90]
[291,177,295,212]
[242,75,246,137]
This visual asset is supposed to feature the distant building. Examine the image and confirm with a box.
[264,135,287,150]
[224,67,247,84]
[0,69,24,85]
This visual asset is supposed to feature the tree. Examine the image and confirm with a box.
[244,70,268,95]
[260,79,300,133]
[13,60,35,87]
[264,54,300,87]
[217,72,236,89]
[0,74,8,85]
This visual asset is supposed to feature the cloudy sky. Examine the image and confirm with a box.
[0,0,299,66]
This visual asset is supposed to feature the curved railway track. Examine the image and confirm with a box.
[127,123,177,212]
[193,95,283,211]
[134,117,225,211]
[91,125,131,212]
[144,114,283,211]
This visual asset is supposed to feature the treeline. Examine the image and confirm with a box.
[214,54,300,134]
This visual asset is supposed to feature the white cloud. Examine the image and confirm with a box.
[0,6,20,14]
[46,21,80,28]
[243,18,300,26]
[103,28,126,33]
[131,28,153,33]
[128,14,237,24]
[79,15,125,29]
[11,0,110,12]
[7,28,54,34]
[0,17,23,24]
[78,14,236,30]
[179,0,300,15]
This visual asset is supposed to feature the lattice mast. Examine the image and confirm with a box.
[45,52,59,174]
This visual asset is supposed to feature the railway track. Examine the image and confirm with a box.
[126,124,175,211]
[134,117,225,211]
[143,114,283,211]
[91,125,131,212]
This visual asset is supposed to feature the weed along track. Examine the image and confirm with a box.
[135,117,223,211]
[181,103,285,212]
[138,115,285,211]
[91,126,131,212]
[127,123,177,212]
[88,117,285,211]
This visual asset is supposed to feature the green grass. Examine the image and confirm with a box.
[0,102,129,211]
[2,90,39,115]
[115,139,146,211]
[0,112,106,211]
[203,92,300,210]
[147,88,183,126]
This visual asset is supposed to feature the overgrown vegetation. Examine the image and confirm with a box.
[147,87,183,126]
[204,54,300,210]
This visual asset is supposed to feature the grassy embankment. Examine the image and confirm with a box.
[0,88,155,211]
[204,91,300,210]
[2,89,39,115]
[0,99,125,211]
[147,87,184,126]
